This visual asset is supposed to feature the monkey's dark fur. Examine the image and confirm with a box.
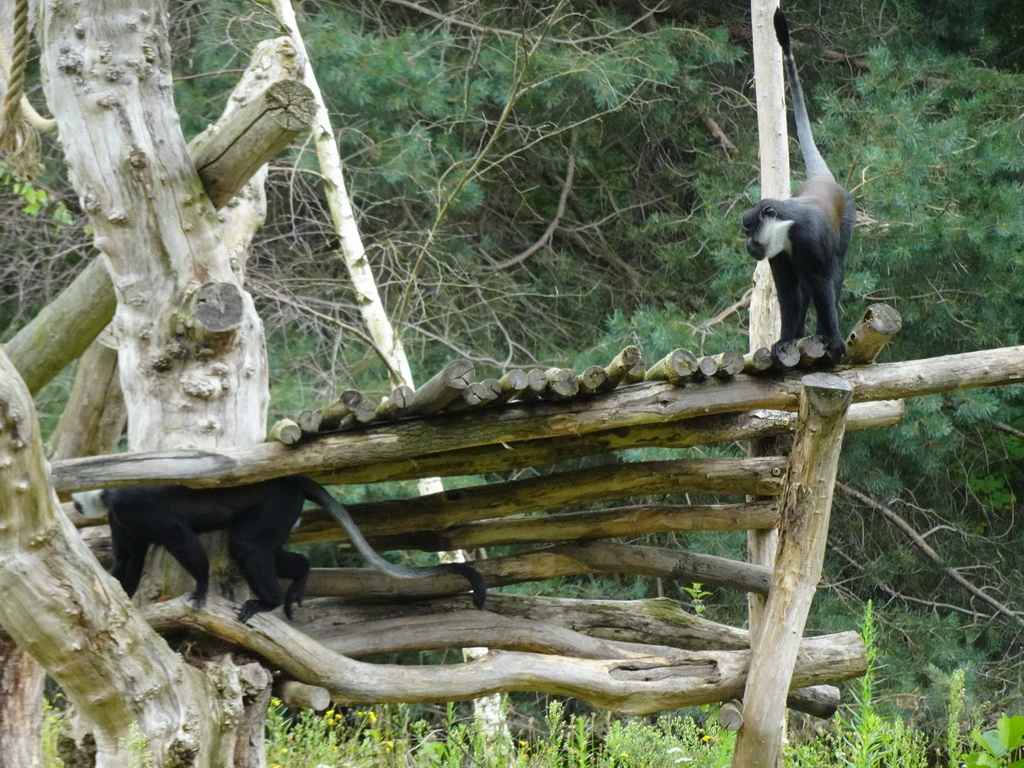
[74,475,487,623]
[742,10,855,365]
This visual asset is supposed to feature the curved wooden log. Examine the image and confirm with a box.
[142,596,865,716]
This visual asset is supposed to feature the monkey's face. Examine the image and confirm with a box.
[71,490,108,518]
[742,201,794,261]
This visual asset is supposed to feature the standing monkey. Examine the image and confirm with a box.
[742,10,855,365]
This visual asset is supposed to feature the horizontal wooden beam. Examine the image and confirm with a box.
[74,456,785,540]
[358,501,779,552]
[51,345,1021,494]
[302,541,773,601]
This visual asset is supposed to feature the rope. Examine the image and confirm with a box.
[0,0,42,177]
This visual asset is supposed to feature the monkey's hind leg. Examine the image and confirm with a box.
[274,549,310,620]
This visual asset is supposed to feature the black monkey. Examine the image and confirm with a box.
[741,10,855,366]
[73,475,487,623]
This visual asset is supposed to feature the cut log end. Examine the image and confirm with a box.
[190,282,245,334]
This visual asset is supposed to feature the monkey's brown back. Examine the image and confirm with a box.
[792,174,848,232]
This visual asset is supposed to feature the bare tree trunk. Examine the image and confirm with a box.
[0,350,227,767]
[14,1,305,763]
[0,643,45,768]
[0,335,126,765]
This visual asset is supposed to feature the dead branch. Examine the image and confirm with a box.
[829,547,995,621]
[994,422,1024,441]
[701,112,738,156]
[487,132,577,270]
[838,483,1023,625]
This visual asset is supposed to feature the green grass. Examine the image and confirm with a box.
[41,687,1017,768]
[264,699,739,768]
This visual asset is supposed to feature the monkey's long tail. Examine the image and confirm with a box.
[295,475,487,608]
[773,9,833,179]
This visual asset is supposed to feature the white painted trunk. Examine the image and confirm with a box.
[746,0,786,659]
[270,0,507,736]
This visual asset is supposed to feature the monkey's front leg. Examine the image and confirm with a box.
[157,528,211,610]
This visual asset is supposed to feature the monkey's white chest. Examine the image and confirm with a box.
[756,218,795,260]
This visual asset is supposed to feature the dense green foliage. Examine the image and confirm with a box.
[3,0,1023,741]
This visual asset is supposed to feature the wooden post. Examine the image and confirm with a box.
[732,374,854,768]
[746,0,787,636]
[747,0,788,354]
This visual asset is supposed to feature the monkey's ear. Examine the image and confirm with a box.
[762,205,777,218]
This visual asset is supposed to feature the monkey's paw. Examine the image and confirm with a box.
[824,340,847,367]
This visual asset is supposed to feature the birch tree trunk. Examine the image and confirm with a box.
[270,0,508,737]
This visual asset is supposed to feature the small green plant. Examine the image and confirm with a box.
[121,723,153,768]
[947,668,968,766]
[265,698,351,767]
[603,709,733,768]
[0,161,73,226]
[836,600,885,768]
[42,698,65,768]
[814,601,929,768]
[962,714,1024,768]
[681,582,713,614]
[967,472,1017,512]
